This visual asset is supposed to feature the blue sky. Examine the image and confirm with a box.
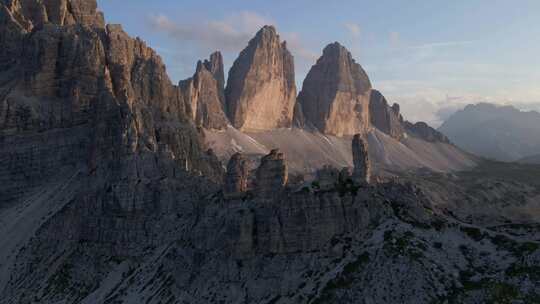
[97,0,540,126]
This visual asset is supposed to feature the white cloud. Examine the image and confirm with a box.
[345,23,361,38]
[376,80,540,127]
[148,11,319,83]
[148,11,273,52]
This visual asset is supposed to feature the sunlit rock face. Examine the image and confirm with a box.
[297,42,372,137]
[180,52,229,130]
[225,25,297,132]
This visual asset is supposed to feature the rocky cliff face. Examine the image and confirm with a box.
[297,42,372,136]
[225,26,297,132]
[224,152,249,196]
[405,121,450,143]
[254,149,288,197]
[4,3,531,304]
[0,1,223,295]
[180,52,229,130]
[369,90,404,140]
[1,0,105,30]
[352,134,371,183]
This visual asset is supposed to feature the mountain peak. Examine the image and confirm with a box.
[256,25,278,37]
[296,42,372,136]
[181,52,228,130]
[225,24,296,131]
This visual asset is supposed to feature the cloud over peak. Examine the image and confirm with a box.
[148,11,272,52]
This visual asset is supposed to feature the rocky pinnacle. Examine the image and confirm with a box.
[297,42,372,137]
[224,152,249,196]
[352,134,371,183]
[225,25,297,132]
[255,149,288,196]
[180,52,229,130]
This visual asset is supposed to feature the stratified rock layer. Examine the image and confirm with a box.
[352,134,371,183]
[297,42,372,136]
[225,26,296,132]
[254,149,288,196]
[369,90,404,140]
[0,0,220,251]
[180,52,228,130]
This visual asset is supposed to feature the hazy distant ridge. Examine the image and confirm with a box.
[439,103,540,161]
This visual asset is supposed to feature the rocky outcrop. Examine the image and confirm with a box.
[297,42,372,136]
[315,165,340,190]
[352,134,371,183]
[225,26,297,132]
[1,0,105,30]
[404,121,450,143]
[254,149,288,196]
[369,90,404,140]
[224,152,249,196]
[203,51,225,93]
[180,52,229,130]
[0,0,219,228]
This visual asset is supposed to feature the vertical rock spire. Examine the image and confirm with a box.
[225,25,297,132]
[297,42,372,136]
[352,134,371,184]
[180,51,229,130]
[224,153,249,196]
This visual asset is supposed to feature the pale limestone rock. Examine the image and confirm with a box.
[180,52,228,130]
[297,42,372,136]
[225,26,296,132]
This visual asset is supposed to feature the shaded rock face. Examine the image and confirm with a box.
[405,121,450,143]
[316,165,341,190]
[369,90,404,140]
[180,52,229,130]
[297,42,372,137]
[254,149,288,196]
[224,152,249,196]
[352,134,371,183]
[225,26,297,132]
[2,0,104,30]
[0,0,220,212]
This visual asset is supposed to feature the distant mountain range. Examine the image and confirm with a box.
[519,154,540,164]
[439,103,540,162]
